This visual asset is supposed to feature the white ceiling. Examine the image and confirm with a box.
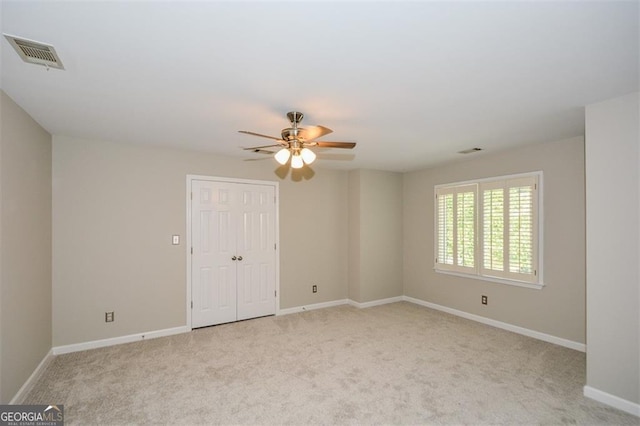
[1,1,638,172]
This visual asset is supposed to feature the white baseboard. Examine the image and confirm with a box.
[52,326,189,355]
[278,296,405,315]
[278,299,348,316]
[10,348,54,404]
[348,296,404,309]
[403,296,586,352]
[584,386,640,417]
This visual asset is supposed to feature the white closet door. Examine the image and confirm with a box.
[191,179,277,328]
[191,180,238,327]
[236,184,276,321]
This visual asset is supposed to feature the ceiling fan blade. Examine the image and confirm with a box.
[238,130,283,141]
[242,144,283,151]
[299,125,333,142]
[314,141,357,149]
[247,148,276,155]
[244,157,272,162]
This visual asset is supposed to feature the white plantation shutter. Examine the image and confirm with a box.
[435,173,540,287]
[435,184,477,273]
[480,176,538,283]
[436,192,455,266]
[482,185,504,273]
[508,182,535,275]
[456,191,475,268]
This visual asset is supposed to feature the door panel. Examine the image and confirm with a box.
[236,184,276,321]
[192,180,237,327]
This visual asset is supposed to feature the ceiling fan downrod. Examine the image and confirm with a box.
[281,112,307,168]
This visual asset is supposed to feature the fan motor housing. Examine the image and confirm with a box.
[281,128,300,141]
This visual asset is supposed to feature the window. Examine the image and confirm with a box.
[435,173,541,287]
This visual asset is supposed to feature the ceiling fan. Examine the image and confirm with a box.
[239,111,356,168]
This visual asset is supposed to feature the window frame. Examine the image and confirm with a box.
[434,171,544,290]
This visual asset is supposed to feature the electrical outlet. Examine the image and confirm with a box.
[105,311,115,322]
[312,285,317,293]
[481,295,488,305]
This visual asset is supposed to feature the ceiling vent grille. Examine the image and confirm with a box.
[3,34,64,70]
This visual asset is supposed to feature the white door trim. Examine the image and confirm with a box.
[186,174,280,330]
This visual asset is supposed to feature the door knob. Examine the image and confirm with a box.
[238,256,243,261]
[231,256,237,261]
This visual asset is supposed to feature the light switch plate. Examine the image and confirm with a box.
[172,235,180,245]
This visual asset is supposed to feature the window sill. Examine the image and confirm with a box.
[434,269,545,290]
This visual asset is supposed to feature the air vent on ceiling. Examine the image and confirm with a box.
[458,147,483,154]
[3,34,64,70]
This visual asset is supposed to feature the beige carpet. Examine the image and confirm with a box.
[25,302,638,425]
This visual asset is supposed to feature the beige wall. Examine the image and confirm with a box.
[52,135,348,346]
[403,136,586,343]
[347,170,361,302]
[0,91,52,402]
[585,92,639,405]
[348,170,403,303]
[55,134,586,347]
[278,166,349,307]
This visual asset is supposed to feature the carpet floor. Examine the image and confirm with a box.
[25,302,638,425]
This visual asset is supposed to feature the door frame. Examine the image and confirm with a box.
[186,174,280,330]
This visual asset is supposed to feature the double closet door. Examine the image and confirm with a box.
[191,179,277,328]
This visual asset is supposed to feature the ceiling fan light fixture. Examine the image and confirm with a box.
[300,148,316,165]
[291,153,304,169]
[274,148,291,165]
[240,111,356,168]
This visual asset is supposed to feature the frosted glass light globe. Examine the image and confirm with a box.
[274,148,291,165]
[300,148,316,165]
[291,154,304,169]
